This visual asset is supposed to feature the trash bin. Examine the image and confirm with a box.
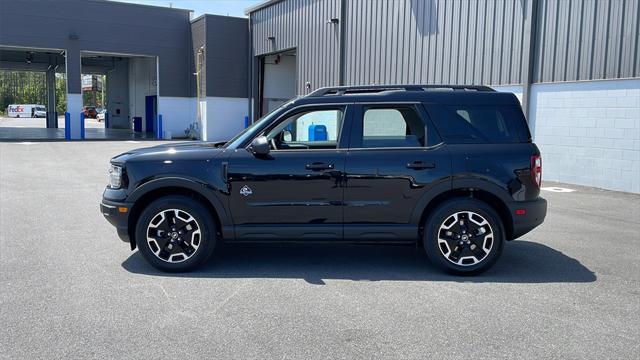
[132,117,142,132]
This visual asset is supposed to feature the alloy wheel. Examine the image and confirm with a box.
[146,209,201,263]
[437,211,494,266]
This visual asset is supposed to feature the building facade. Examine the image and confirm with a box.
[0,0,250,141]
[247,0,640,193]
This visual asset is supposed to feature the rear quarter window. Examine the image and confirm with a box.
[426,104,530,144]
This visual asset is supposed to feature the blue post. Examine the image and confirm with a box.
[156,114,163,140]
[80,112,85,140]
[105,112,110,129]
[64,112,70,140]
[244,116,250,128]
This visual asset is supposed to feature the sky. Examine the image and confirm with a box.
[109,0,264,18]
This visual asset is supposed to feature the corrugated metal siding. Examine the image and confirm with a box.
[250,0,639,93]
[204,15,249,98]
[344,0,527,86]
[534,0,640,82]
[251,0,527,92]
[251,0,341,94]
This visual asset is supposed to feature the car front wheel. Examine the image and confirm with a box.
[424,199,504,275]
[135,195,216,272]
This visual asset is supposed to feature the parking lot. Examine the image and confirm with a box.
[1,141,638,359]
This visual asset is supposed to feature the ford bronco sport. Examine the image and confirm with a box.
[101,85,547,274]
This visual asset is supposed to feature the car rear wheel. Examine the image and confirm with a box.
[135,195,216,272]
[424,199,504,275]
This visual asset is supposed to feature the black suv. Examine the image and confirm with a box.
[101,85,546,274]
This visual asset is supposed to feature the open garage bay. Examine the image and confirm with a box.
[1,141,639,359]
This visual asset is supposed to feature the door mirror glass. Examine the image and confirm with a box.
[282,129,292,142]
[249,136,270,156]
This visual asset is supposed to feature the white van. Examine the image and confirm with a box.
[7,104,46,118]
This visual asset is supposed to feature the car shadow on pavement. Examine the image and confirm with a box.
[122,240,596,284]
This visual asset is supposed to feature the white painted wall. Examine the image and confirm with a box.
[530,79,640,193]
[106,58,130,129]
[157,97,197,138]
[201,97,248,142]
[128,57,157,132]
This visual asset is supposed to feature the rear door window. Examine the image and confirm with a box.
[362,108,424,148]
[426,105,530,143]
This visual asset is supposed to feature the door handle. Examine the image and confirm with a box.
[306,162,335,170]
[406,161,436,170]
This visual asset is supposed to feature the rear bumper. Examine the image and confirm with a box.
[100,199,132,243]
[507,197,547,240]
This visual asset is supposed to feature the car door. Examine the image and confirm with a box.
[343,103,451,240]
[227,104,353,240]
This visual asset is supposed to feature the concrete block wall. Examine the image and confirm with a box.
[529,79,640,193]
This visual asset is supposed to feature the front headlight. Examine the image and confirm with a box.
[108,164,123,188]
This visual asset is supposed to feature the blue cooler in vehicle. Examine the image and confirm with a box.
[308,124,328,141]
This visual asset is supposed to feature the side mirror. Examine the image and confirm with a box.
[282,129,292,142]
[249,136,270,156]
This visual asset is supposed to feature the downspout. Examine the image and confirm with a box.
[521,0,539,130]
[247,13,253,123]
[338,0,347,86]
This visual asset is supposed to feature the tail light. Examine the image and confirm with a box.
[531,155,542,187]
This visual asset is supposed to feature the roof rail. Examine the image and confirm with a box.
[307,84,495,97]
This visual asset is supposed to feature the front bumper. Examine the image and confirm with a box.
[100,199,132,243]
[507,197,547,240]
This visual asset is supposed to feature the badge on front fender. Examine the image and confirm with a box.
[240,185,253,197]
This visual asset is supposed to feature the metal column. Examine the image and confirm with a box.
[65,47,83,139]
[46,65,57,128]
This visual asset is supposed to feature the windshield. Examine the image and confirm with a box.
[36,106,45,111]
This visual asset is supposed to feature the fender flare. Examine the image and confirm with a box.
[128,177,231,227]
[410,177,513,225]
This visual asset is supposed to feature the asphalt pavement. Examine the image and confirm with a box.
[1,141,638,359]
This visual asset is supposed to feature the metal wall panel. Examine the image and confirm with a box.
[534,0,640,82]
[251,0,342,94]
[251,0,528,94]
[203,15,249,98]
[250,0,639,94]
[343,0,528,86]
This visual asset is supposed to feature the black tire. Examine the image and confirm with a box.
[135,195,216,272]
[424,198,504,275]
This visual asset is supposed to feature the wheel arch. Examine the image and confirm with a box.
[126,178,230,250]
[414,185,514,241]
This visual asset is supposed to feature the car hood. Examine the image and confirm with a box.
[111,141,227,165]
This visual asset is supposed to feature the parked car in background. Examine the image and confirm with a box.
[101,84,547,275]
[97,109,106,122]
[83,106,98,119]
[7,104,46,118]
